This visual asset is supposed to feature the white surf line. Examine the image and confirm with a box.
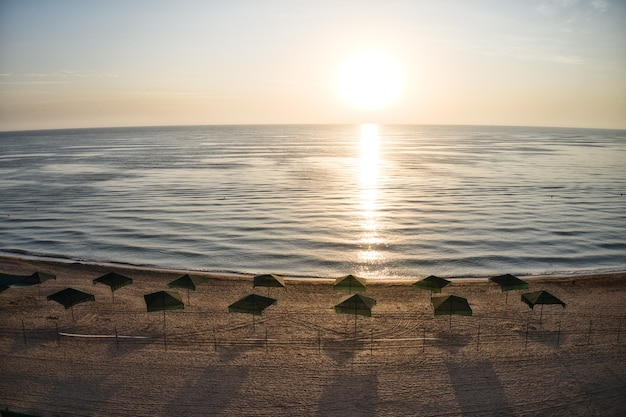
[58,332,150,339]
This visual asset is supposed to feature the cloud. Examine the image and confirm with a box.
[2,70,120,79]
[0,80,69,85]
[537,0,608,16]
[27,70,119,78]
[590,0,608,12]
[552,55,585,64]
[0,70,119,86]
[537,0,579,16]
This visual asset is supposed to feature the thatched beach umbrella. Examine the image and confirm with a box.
[22,271,56,285]
[335,293,376,317]
[167,274,208,305]
[432,295,472,330]
[143,290,184,348]
[93,272,132,302]
[412,275,450,296]
[144,290,184,331]
[333,274,366,292]
[521,290,566,325]
[228,293,277,329]
[253,274,285,296]
[47,287,95,321]
[334,293,376,339]
[489,274,528,304]
[0,271,56,297]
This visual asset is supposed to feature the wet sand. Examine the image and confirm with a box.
[1,256,625,416]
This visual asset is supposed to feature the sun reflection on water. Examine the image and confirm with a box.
[357,124,385,269]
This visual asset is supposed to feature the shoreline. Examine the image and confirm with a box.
[2,253,625,284]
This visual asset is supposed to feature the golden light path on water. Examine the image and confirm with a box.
[357,123,385,272]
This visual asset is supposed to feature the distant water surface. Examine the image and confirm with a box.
[1,124,625,279]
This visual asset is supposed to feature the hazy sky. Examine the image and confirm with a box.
[1,0,625,131]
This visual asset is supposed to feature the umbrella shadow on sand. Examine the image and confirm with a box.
[216,328,269,362]
[9,319,59,354]
[317,368,379,417]
[514,323,566,348]
[322,338,360,366]
[446,361,513,415]
[164,365,250,417]
[45,371,114,416]
[217,313,274,362]
[433,330,473,355]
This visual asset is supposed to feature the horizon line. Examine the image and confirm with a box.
[2,122,625,134]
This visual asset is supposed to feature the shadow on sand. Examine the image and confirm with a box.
[447,361,513,415]
[164,365,250,416]
[316,367,379,417]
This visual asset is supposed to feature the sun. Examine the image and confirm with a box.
[337,51,403,110]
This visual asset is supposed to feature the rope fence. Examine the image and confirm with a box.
[2,312,624,354]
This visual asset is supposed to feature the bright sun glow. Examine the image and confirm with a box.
[337,51,403,110]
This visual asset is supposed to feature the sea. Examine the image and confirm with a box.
[1,124,625,280]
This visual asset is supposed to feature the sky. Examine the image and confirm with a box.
[1,0,625,131]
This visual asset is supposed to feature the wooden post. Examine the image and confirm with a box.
[163,310,167,350]
[265,328,269,354]
[56,322,61,347]
[476,325,480,351]
[556,322,561,348]
[22,320,27,345]
[370,330,374,356]
[115,327,119,351]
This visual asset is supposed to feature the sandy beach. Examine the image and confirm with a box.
[1,255,625,417]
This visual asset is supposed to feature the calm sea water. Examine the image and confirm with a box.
[1,124,624,279]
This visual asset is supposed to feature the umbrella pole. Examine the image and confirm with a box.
[505,291,508,304]
[540,304,544,325]
[71,306,75,322]
[187,288,190,306]
[163,310,168,349]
